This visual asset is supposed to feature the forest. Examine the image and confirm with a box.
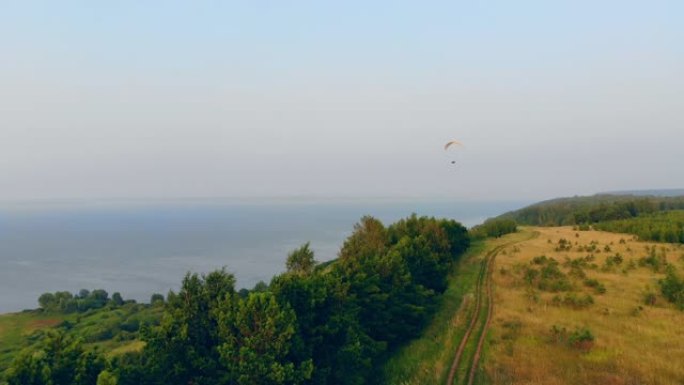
[2,214,469,385]
[592,211,684,244]
[497,194,684,226]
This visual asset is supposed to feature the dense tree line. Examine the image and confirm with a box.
[593,211,684,244]
[498,195,684,226]
[470,218,517,239]
[38,289,124,313]
[4,215,469,385]
[37,290,166,314]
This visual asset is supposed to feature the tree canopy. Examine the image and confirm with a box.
[5,214,470,385]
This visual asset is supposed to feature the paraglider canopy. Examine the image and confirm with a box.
[444,140,463,167]
[444,140,463,150]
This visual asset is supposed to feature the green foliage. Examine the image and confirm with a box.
[567,327,595,350]
[286,243,317,276]
[218,292,313,384]
[659,267,684,310]
[97,370,118,385]
[550,325,595,351]
[3,215,470,385]
[594,211,684,244]
[605,254,623,266]
[555,293,594,309]
[37,289,134,314]
[523,257,573,293]
[111,293,124,307]
[470,218,517,239]
[5,331,105,385]
[555,238,572,251]
[381,240,490,384]
[140,269,236,384]
[497,195,684,226]
[149,294,164,306]
[638,246,669,272]
[583,279,606,294]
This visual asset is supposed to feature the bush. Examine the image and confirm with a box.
[567,327,595,350]
[659,268,684,309]
[562,293,594,309]
[583,279,606,294]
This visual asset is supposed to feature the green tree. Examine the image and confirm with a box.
[142,269,236,384]
[6,331,105,385]
[286,243,317,275]
[97,370,118,385]
[150,293,164,306]
[338,216,388,261]
[111,292,124,306]
[38,292,56,311]
[218,292,312,384]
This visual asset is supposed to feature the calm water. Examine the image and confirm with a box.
[0,200,526,313]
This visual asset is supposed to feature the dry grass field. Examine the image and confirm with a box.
[485,227,684,385]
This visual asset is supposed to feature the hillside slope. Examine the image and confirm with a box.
[485,227,684,384]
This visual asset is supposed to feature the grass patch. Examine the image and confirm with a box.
[106,340,146,358]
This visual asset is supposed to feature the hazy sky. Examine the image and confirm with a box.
[1,1,682,202]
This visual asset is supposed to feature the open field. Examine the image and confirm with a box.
[484,227,684,385]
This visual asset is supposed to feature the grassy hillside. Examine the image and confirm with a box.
[0,303,161,377]
[485,227,684,384]
[0,312,64,371]
[383,225,684,385]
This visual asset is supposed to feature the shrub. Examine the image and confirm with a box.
[532,255,549,265]
[583,279,606,294]
[562,293,594,309]
[659,267,684,309]
[567,327,595,350]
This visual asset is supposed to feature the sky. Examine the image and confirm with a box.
[1,1,682,203]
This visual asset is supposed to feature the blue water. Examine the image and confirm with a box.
[0,200,526,313]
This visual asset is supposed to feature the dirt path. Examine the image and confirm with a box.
[445,233,536,385]
[467,248,496,385]
[444,250,488,385]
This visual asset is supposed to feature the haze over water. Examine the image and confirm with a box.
[0,200,525,313]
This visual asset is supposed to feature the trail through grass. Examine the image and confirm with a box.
[382,231,532,384]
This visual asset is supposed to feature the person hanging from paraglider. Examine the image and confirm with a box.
[444,140,463,166]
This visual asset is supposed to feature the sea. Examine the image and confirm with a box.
[0,199,527,313]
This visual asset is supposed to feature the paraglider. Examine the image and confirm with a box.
[444,140,463,150]
[444,140,463,166]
